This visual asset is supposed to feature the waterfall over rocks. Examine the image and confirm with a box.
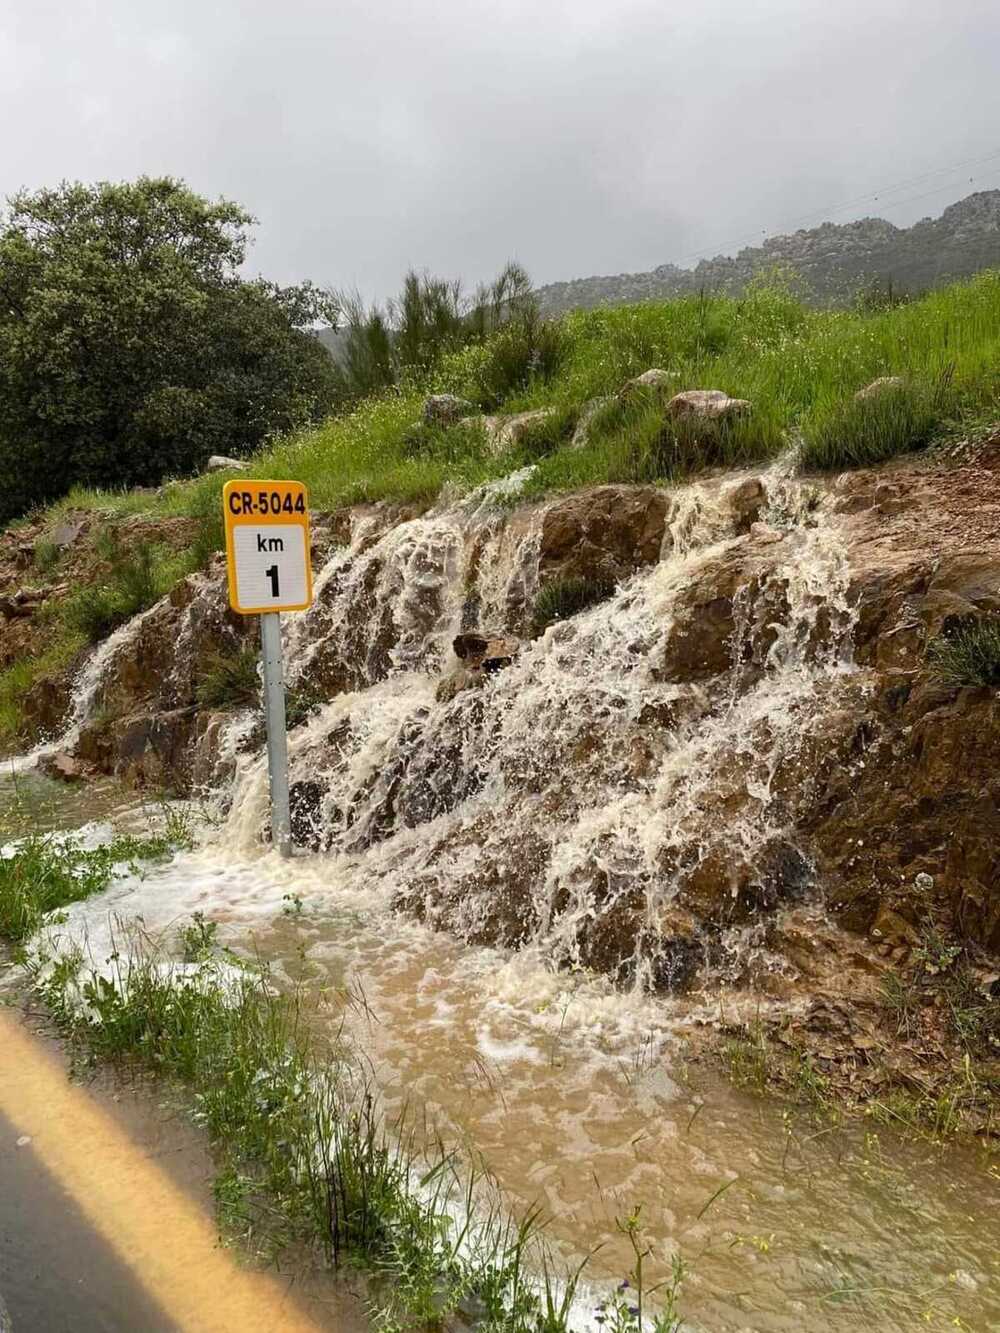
[211,462,862,992]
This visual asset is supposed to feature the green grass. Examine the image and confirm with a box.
[33,538,60,574]
[0,630,85,748]
[60,533,193,644]
[195,646,260,709]
[532,576,615,634]
[927,615,1000,687]
[798,377,953,470]
[15,269,1000,559]
[0,830,183,943]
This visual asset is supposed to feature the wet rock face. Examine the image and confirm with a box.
[289,780,327,849]
[539,486,669,585]
[810,683,1000,952]
[76,707,206,792]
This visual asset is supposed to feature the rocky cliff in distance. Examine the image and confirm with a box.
[536,191,1000,314]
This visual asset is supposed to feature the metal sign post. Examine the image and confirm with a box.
[223,480,313,857]
[259,611,292,857]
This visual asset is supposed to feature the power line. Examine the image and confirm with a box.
[666,148,1000,270]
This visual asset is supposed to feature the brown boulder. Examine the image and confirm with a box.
[76,707,204,793]
[539,486,668,585]
[39,751,88,782]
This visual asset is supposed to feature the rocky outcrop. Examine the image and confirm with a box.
[536,189,1000,314]
[422,394,476,428]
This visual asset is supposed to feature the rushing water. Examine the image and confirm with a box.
[4,465,1000,1330]
[10,833,1000,1333]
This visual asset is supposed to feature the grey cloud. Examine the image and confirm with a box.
[2,0,999,300]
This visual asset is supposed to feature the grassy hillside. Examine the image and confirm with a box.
[1,269,999,752]
[27,268,1000,537]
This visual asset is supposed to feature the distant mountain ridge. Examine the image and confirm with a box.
[535,190,1000,314]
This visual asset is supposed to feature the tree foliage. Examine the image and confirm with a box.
[0,177,339,522]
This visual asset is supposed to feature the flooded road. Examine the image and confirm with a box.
[7,760,994,1333]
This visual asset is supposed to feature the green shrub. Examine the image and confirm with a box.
[33,539,60,574]
[927,616,1000,687]
[0,631,84,747]
[467,311,567,408]
[799,377,950,470]
[195,646,260,708]
[186,479,227,566]
[63,538,161,642]
[533,575,614,633]
[284,683,326,729]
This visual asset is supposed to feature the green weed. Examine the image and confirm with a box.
[532,576,615,633]
[61,533,179,643]
[195,646,260,709]
[0,831,176,943]
[33,539,61,574]
[284,683,327,730]
[0,631,85,747]
[927,615,1000,688]
[178,910,220,962]
[723,1020,771,1093]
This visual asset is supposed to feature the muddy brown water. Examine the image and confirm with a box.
[3,776,999,1332]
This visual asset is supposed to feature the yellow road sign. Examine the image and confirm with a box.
[223,479,313,615]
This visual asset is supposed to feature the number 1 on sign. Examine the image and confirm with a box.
[266,565,280,598]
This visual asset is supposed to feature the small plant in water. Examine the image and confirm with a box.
[594,1208,686,1333]
[532,576,614,634]
[196,645,261,709]
[179,911,219,962]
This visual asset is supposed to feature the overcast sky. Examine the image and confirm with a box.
[3,0,1000,301]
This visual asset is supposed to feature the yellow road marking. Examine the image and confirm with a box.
[0,1011,325,1332]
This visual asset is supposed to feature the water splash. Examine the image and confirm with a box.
[4,599,167,775]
